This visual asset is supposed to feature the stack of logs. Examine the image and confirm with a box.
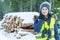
[1,15,34,33]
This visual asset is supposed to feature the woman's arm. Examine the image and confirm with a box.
[54,21,59,40]
[34,20,39,33]
[34,15,40,33]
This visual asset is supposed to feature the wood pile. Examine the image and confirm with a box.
[1,15,22,32]
[1,15,34,33]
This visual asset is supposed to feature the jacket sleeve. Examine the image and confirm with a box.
[34,20,40,33]
[34,19,44,33]
[54,21,59,40]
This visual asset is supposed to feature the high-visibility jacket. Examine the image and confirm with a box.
[36,17,55,40]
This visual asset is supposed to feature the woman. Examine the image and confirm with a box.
[34,2,59,40]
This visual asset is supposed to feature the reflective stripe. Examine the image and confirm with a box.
[36,33,42,36]
[36,31,42,36]
[40,24,45,32]
[40,21,49,31]
[50,28,54,36]
[36,17,55,40]
[36,37,55,40]
[36,34,48,38]
[49,38,55,40]
[44,21,49,30]
[50,17,55,28]
[36,38,47,40]
[50,17,55,37]
[51,31,54,36]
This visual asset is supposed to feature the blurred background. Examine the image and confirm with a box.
[0,0,60,38]
[0,0,60,20]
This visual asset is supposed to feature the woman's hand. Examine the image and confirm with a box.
[33,15,38,21]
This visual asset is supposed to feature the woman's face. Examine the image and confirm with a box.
[41,7,48,16]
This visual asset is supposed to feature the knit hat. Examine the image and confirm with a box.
[40,2,51,12]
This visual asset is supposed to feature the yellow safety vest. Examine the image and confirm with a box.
[36,17,55,40]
